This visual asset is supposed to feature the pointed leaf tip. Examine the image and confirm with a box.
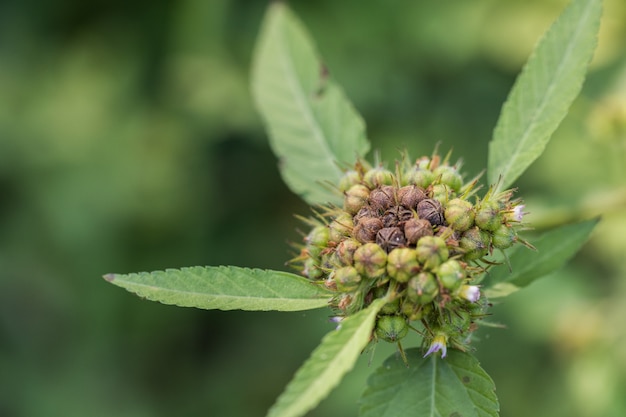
[488,0,603,190]
[251,3,369,206]
[103,273,115,282]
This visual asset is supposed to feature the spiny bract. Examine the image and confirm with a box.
[292,151,529,357]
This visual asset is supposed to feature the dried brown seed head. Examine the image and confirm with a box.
[376,227,407,253]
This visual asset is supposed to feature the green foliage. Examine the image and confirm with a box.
[104,266,332,311]
[267,299,386,417]
[360,348,498,417]
[483,218,599,297]
[488,0,602,190]
[251,3,370,206]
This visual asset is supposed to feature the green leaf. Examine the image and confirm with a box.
[267,298,386,417]
[482,218,598,297]
[103,266,332,311]
[359,348,498,417]
[488,0,602,190]
[251,3,370,206]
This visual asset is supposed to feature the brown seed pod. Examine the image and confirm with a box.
[404,218,433,244]
[354,206,378,224]
[397,185,427,209]
[368,185,396,212]
[376,227,407,253]
[382,206,413,228]
[417,198,445,226]
[353,217,384,243]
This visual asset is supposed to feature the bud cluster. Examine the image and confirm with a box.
[293,152,529,358]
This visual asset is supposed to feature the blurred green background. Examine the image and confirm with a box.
[1,0,625,416]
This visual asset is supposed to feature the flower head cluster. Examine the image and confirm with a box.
[293,152,528,357]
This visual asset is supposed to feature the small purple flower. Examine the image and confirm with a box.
[513,204,525,222]
[424,333,448,358]
[329,316,344,330]
[459,285,480,303]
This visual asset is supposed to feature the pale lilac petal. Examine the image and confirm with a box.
[423,334,448,358]
[513,204,525,222]
[460,285,480,303]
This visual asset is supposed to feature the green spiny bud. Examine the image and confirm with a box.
[436,259,465,291]
[460,227,491,260]
[401,300,429,321]
[338,170,361,193]
[444,198,475,232]
[433,165,463,192]
[404,166,435,188]
[474,200,502,232]
[353,242,388,278]
[375,315,409,342]
[387,248,420,283]
[303,258,323,280]
[343,184,370,215]
[335,238,361,266]
[306,225,330,248]
[364,167,395,189]
[431,184,453,204]
[332,266,362,291]
[329,213,353,242]
[380,297,402,315]
[407,271,438,304]
[415,236,449,269]
[491,223,518,249]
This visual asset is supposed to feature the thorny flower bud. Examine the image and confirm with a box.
[295,149,531,357]
[431,184,453,205]
[491,223,517,249]
[332,266,362,291]
[364,167,394,189]
[416,236,449,270]
[460,227,491,261]
[329,213,353,242]
[407,271,438,304]
[437,259,465,292]
[375,315,409,343]
[433,165,463,192]
[474,200,502,232]
[353,242,388,278]
[444,198,475,232]
[387,248,420,283]
[404,166,435,188]
[335,238,361,266]
[338,170,361,193]
[344,184,371,215]
[306,225,330,248]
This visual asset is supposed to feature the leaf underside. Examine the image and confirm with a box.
[483,218,599,298]
[359,348,499,417]
[104,266,332,311]
[488,0,602,190]
[266,299,386,417]
[251,3,370,206]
